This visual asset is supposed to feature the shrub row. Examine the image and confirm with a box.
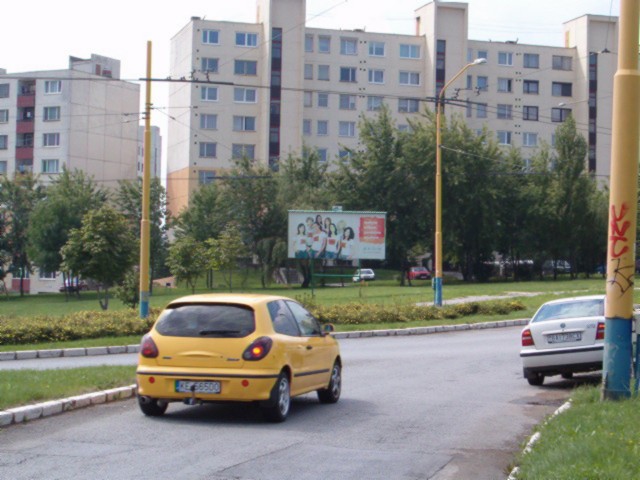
[308,300,525,325]
[0,309,160,346]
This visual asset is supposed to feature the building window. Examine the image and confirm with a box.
[552,55,572,71]
[523,106,539,121]
[339,67,357,83]
[42,159,59,173]
[497,78,513,93]
[234,60,257,76]
[305,34,314,52]
[400,44,420,59]
[368,69,384,84]
[304,64,313,80]
[304,91,313,107]
[399,71,420,86]
[498,52,513,66]
[398,124,410,133]
[44,80,62,94]
[339,121,356,137]
[476,103,487,118]
[339,150,351,160]
[318,65,330,81]
[367,96,384,111]
[200,114,218,129]
[339,94,357,110]
[523,80,539,94]
[497,131,512,145]
[233,116,256,131]
[201,57,219,73]
[369,41,385,56]
[523,53,539,68]
[232,144,255,159]
[234,87,257,103]
[303,119,311,136]
[199,142,217,157]
[0,84,9,98]
[199,170,216,185]
[476,76,488,91]
[43,106,61,121]
[317,120,329,136]
[201,87,218,101]
[497,104,513,119]
[523,132,538,147]
[551,107,571,122]
[317,148,328,162]
[236,32,258,47]
[398,98,419,113]
[318,92,329,107]
[340,38,358,55]
[0,109,9,123]
[319,35,331,53]
[0,160,7,174]
[552,82,573,97]
[477,50,488,60]
[43,133,60,147]
[202,30,220,45]
[0,135,8,149]
[39,269,56,280]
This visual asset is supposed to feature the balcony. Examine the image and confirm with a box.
[16,120,34,134]
[16,146,33,160]
[17,94,35,108]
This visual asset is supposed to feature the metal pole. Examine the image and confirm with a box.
[434,58,486,307]
[139,41,152,319]
[603,0,640,400]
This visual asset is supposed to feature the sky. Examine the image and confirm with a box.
[1,0,620,174]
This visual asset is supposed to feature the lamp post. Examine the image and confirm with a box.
[434,58,486,307]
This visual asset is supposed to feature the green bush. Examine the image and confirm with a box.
[0,309,160,346]
[307,300,525,325]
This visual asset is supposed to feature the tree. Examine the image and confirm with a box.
[28,168,108,296]
[206,223,248,291]
[61,206,137,310]
[115,177,170,291]
[0,172,43,295]
[277,147,334,210]
[166,235,208,293]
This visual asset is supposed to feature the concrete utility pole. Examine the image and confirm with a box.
[603,0,639,400]
[139,41,152,319]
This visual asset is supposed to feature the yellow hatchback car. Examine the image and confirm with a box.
[136,294,341,422]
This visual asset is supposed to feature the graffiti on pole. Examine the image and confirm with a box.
[608,203,634,295]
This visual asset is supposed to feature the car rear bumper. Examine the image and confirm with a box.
[521,344,603,374]
[136,365,280,402]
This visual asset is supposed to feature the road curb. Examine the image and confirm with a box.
[0,385,137,428]
[0,345,140,362]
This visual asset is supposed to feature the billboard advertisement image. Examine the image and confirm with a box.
[288,210,386,260]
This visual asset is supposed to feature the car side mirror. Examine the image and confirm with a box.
[322,324,335,335]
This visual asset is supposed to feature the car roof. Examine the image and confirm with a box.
[166,293,294,308]
[539,294,604,306]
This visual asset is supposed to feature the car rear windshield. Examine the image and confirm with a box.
[532,299,604,323]
[155,303,255,338]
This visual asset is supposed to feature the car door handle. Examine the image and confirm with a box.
[306,346,313,350]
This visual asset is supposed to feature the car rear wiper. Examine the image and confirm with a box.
[199,329,241,336]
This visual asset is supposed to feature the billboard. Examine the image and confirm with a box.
[288,210,386,260]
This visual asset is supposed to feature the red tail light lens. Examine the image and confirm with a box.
[243,337,273,361]
[596,322,605,340]
[522,329,534,347]
[140,334,159,358]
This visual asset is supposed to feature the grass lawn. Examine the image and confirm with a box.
[0,366,136,410]
[514,386,640,479]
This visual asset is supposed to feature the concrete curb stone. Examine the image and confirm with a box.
[37,349,63,359]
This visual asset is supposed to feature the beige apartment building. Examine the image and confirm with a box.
[166,0,617,215]
[0,54,140,293]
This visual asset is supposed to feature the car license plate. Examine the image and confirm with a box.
[175,380,221,394]
[547,332,582,344]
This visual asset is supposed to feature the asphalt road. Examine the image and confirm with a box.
[0,327,580,480]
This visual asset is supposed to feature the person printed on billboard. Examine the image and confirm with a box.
[338,226,356,260]
[325,223,339,259]
[310,222,327,258]
[293,223,309,259]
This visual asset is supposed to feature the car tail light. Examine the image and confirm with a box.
[242,336,273,361]
[596,322,605,340]
[140,334,159,358]
[522,329,534,347]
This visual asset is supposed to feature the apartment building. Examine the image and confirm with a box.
[0,54,140,293]
[166,0,618,215]
[137,125,162,179]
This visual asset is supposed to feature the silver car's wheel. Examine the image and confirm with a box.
[262,372,290,422]
[526,372,544,386]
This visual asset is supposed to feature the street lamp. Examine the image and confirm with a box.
[434,57,486,307]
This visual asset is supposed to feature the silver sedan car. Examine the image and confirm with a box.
[520,295,605,386]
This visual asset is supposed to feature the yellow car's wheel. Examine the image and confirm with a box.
[317,362,341,404]
[261,372,290,423]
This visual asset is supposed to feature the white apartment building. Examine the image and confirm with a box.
[166,0,617,215]
[0,54,140,293]
[137,125,162,179]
